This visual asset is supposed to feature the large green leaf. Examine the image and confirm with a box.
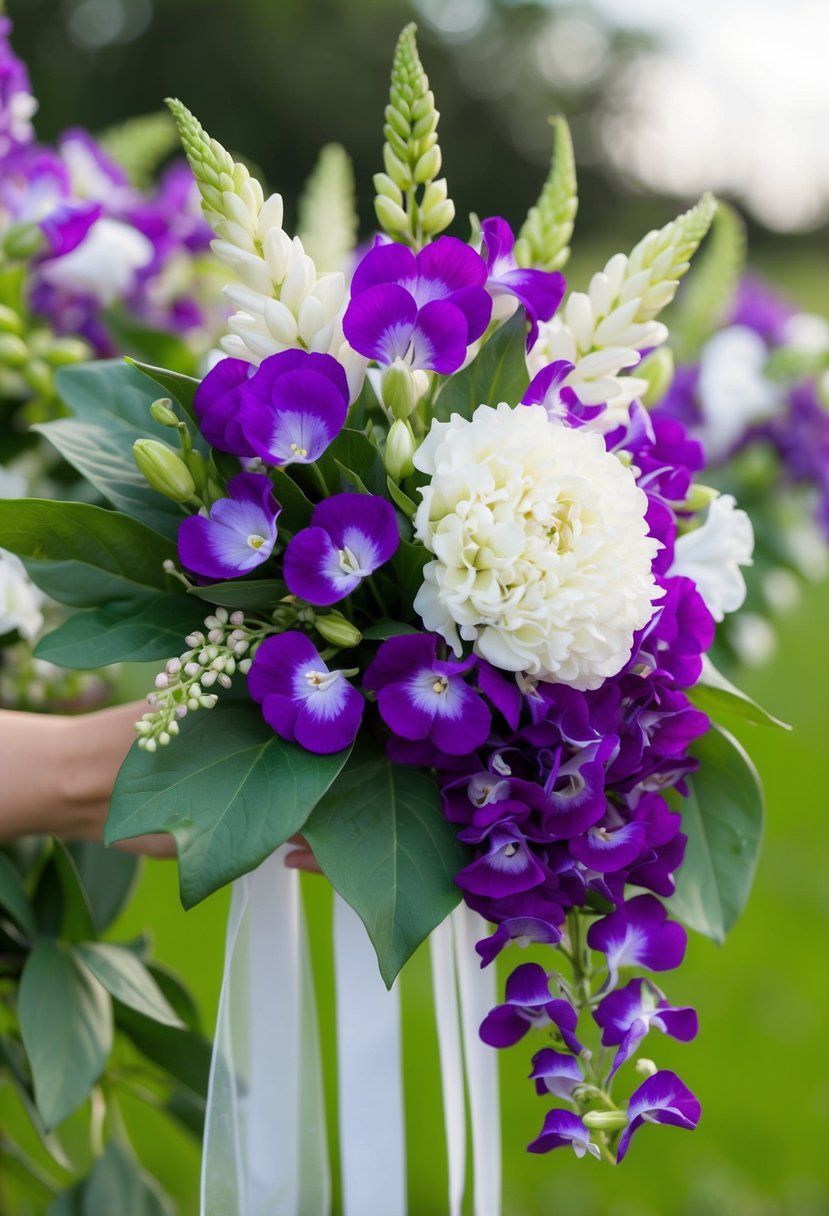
[314,427,386,497]
[128,358,200,423]
[689,655,791,731]
[66,843,138,933]
[106,704,352,907]
[188,578,288,610]
[0,499,178,609]
[671,724,765,944]
[83,1140,173,1216]
[35,594,203,668]
[32,841,96,943]
[303,743,469,987]
[0,851,36,938]
[115,1007,211,1098]
[19,940,113,1128]
[433,312,530,422]
[74,943,182,1028]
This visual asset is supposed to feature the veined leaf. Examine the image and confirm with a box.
[0,852,36,938]
[433,312,529,422]
[83,1140,173,1216]
[66,843,138,934]
[75,943,183,1028]
[188,578,288,610]
[127,358,200,423]
[35,594,203,668]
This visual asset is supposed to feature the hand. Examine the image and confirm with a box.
[284,834,322,874]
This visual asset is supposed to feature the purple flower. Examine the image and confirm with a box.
[616,1070,701,1162]
[479,963,582,1052]
[569,820,647,873]
[57,128,136,210]
[480,217,565,346]
[0,147,101,257]
[529,1048,583,1100]
[178,473,280,581]
[283,492,399,606]
[248,632,364,754]
[522,360,605,426]
[731,275,794,346]
[343,237,492,374]
[363,634,491,756]
[456,823,549,899]
[0,16,35,160]
[586,895,686,984]
[527,1110,599,1159]
[475,917,562,968]
[194,357,257,457]
[594,979,698,1079]
[239,349,350,466]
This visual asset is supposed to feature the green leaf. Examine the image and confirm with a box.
[35,594,203,669]
[333,458,370,494]
[188,578,288,610]
[19,940,113,1128]
[106,704,352,907]
[0,1038,74,1170]
[361,620,421,640]
[269,467,314,532]
[0,852,36,938]
[66,844,139,934]
[104,312,198,378]
[164,1086,206,1138]
[47,1187,84,1216]
[433,312,530,422]
[83,1140,173,1216]
[32,841,97,943]
[0,500,178,608]
[384,538,428,619]
[386,475,417,518]
[147,962,203,1032]
[689,655,791,731]
[315,428,386,497]
[671,723,765,944]
[115,1008,211,1098]
[127,358,200,423]
[74,943,182,1028]
[303,742,469,987]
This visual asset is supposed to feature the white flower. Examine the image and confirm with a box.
[412,403,661,690]
[783,312,829,356]
[696,326,780,461]
[41,218,155,306]
[670,494,754,622]
[0,550,44,640]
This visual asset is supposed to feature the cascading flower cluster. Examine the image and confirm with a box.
[2,22,777,1182]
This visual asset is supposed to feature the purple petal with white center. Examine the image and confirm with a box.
[350,239,417,297]
[475,917,562,967]
[529,1048,583,1100]
[177,472,279,581]
[594,978,698,1078]
[408,298,469,373]
[415,236,489,299]
[587,895,687,980]
[40,200,101,258]
[194,357,257,457]
[569,821,647,873]
[479,1003,539,1049]
[456,826,548,898]
[477,661,522,730]
[480,217,516,270]
[239,351,349,466]
[527,1109,600,1158]
[284,492,399,605]
[342,282,417,365]
[504,962,555,1007]
[444,284,494,343]
[616,1071,701,1162]
[248,631,363,754]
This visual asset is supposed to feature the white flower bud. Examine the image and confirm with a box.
[385,418,417,480]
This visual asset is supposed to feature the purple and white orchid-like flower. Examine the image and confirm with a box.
[529,1048,584,1100]
[343,236,492,374]
[480,217,565,345]
[248,632,364,754]
[527,1109,600,1159]
[239,349,350,467]
[522,360,606,427]
[616,1070,701,1162]
[283,492,399,606]
[363,632,491,756]
[587,894,687,986]
[178,472,280,581]
[193,357,257,458]
[475,916,563,968]
[593,978,698,1079]
[0,16,37,159]
[479,962,582,1052]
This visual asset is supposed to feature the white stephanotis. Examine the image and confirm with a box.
[0,550,44,640]
[696,326,781,461]
[412,403,661,690]
[670,493,754,622]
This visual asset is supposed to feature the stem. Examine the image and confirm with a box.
[308,462,329,500]
[365,576,388,618]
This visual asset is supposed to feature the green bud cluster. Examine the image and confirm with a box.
[0,303,90,402]
[297,143,359,274]
[374,23,454,246]
[667,200,745,363]
[515,116,578,272]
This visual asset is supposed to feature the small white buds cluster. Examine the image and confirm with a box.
[135,608,253,750]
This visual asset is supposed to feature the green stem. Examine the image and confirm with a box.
[308,462,329,500]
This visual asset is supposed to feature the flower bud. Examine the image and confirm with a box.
[315,612,362,648]
[681,483,720,512]
[374,194,410,237]
[0,305,23,335]
[582,1110,629,1131]
[43,337,90,367]
[381,359,420,420]
[413,144,441,185]
[0,333,29,368]
[150,397,180,427]
[2,221,45,260]
[421,198,455,237]
[23,358,53,396]
[385,418,417,480]
[634,1058,659,1078]
[383,143,413,191]
[638,347,675,407]
[133,439,197,503]
[373,172,403,205]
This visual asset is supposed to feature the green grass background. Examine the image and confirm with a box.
[111,572,829,1216]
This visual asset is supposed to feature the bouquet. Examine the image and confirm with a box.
[0,22,786,1206]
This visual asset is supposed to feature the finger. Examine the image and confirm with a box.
[283,848,322,874]
[114,833,177,859]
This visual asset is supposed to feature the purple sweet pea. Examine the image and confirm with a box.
[343,236,492,374]
[527,1109,600,1159]
[0,16,35,159]
[456,823,549,899]
[178,473,280,581]
[568,820,647,873]
[475,917,562,967]
[586,895,687,985]
[616,1070,701,1162]
[363,633,491,756]
[248,632,363,754]
[479,963,582,1052]
[529,1048,584,1100]
[480,217,565,346]
[522,360,605,426]
[594,978,698,1079]
[194,357,257,457]
[283,492,399,605]
[239,349,350,466]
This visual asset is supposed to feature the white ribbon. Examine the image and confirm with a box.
[201,849,329,1216]
[430,905,502,1216]
[333,895,407,1216]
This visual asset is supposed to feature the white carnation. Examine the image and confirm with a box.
[670,493,754,622]
[412,403,661,690]
[0,550,44,640]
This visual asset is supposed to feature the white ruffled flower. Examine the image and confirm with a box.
[670,494,754,622]
[41,218,155,306]
[0,550,44,640]
[413,403,661,690]
[696,326,780,461]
